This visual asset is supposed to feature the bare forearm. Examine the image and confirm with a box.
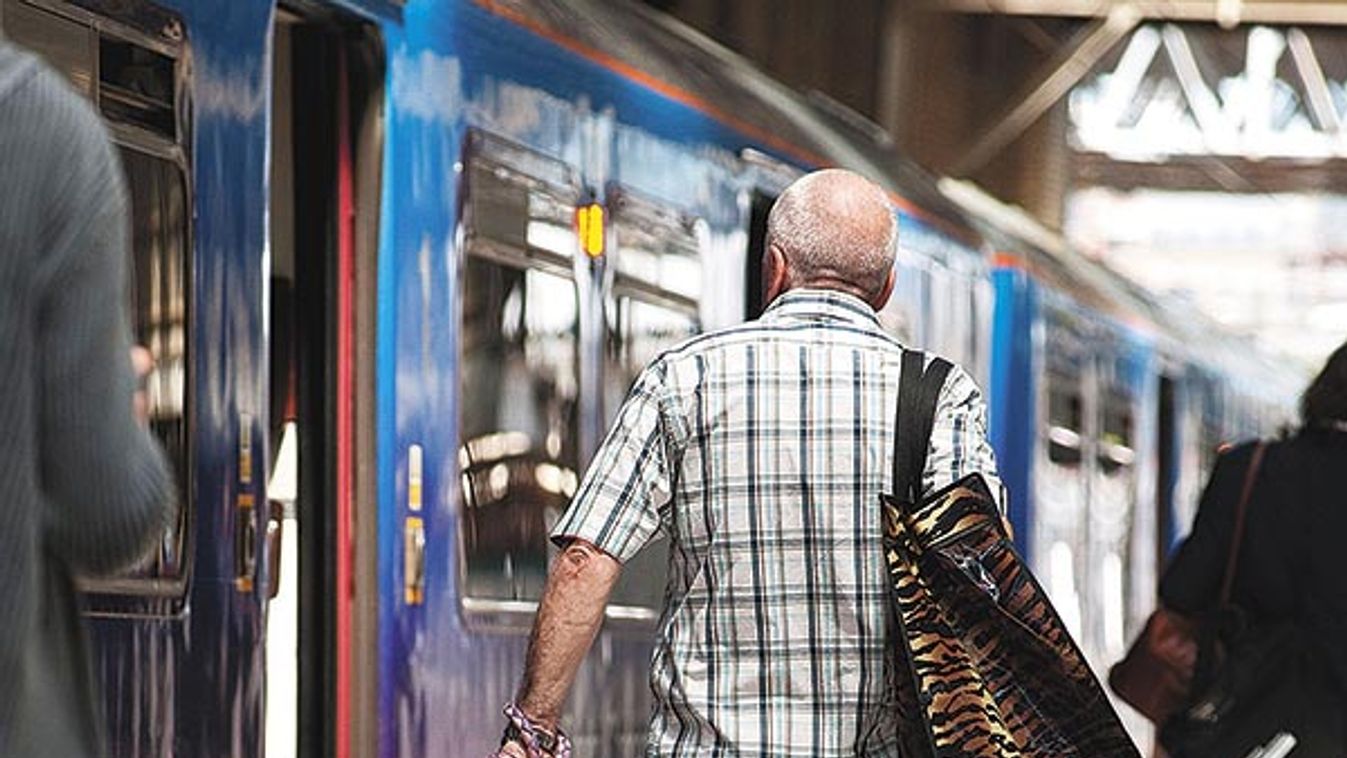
[516,539,621,726]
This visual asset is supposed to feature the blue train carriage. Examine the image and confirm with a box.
[1,0,1002,757]
[941,179,1299,744]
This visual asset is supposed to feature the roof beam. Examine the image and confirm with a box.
[1072,150,1347,193]
[1286,28,1341,132]
[951,4,1140,176]
[924,1,1347,27]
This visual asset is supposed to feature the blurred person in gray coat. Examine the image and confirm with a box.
[0,38,174,758]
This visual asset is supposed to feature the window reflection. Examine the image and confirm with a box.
[604,296,697,416]
[120,147,189,580]
[459,259,580,602]
[604,295,698,609]
[1,0,95,96]
[1099,390,1136,475]
[1046,371,1084,466]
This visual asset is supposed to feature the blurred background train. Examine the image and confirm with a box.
[0,0,1300,755]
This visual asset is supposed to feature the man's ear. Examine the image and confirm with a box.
[763,244,790,307]
[869,267,896,311]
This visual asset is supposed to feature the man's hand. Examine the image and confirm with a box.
[131,345,153,424]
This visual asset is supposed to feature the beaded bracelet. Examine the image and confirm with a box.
[497,702,573,758]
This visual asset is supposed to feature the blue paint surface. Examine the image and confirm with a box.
[87,1,272,756]
[989,267,1037,555]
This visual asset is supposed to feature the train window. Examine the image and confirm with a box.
[604,296,698,418]
[603,187,702,610]
[605,187,702,402]
[121,147,190,580]
[1046,372,1084,466]
[99,36,176,137]
[927,262,976,370]
[1,0,95,96]
[72,148,191,590]
[970,275,994,390]
[880,255,926,346]
[1098,390,1136,476]
[457,131,583,605]
[459,259,580,602]
[462,130,580,277]
[608,188,702,304]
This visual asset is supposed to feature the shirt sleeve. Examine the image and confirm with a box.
[550,360,676,563]
[923,362,1006,512]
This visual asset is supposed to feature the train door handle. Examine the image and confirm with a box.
[265,499,285,600]
[404,516,426,606]
[235,493,259,593]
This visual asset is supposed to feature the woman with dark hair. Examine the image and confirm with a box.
[1156,340,1347,755]
[1301,341,1347,431]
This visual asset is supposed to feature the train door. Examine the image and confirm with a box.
[1033,310,1090,653]
[267,12,382,758]
[743,189,774,320]
[739,148,801,323]
[1087,359,1140,671]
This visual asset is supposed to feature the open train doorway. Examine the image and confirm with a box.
[267,11,382,758]
[1155,375,1178,569]
[744,190,775,320]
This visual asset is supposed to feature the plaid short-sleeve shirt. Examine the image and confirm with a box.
[551,289,1004,757]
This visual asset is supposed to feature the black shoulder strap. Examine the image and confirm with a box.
[892,350,954,505]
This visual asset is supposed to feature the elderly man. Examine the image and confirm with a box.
[495,169,1002,757]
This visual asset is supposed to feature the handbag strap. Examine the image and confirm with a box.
[1218,442,1267,607]
[891,350,953,505]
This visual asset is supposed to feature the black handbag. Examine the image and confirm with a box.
[881,350,1138,757]
[1160,445,1347,757]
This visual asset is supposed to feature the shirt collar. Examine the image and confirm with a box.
[761,288,883,330]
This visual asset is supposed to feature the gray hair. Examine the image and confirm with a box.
[765,169,898,299]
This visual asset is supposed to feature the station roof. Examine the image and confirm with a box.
[925,1,1347,26]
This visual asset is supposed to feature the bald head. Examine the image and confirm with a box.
[763,169,897,306]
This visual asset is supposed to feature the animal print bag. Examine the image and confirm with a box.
[880,351,1138,758]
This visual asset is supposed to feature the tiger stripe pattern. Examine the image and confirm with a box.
[882,473,1140,757]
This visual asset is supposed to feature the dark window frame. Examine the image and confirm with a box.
[1097,387,1137,476]
[1046,369,1085,467]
